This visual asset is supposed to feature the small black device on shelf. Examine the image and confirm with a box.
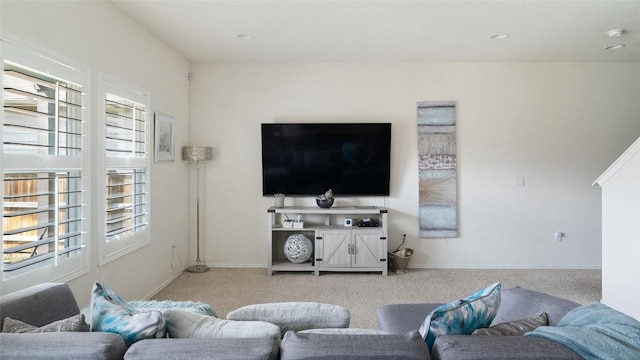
[357,218,379,227]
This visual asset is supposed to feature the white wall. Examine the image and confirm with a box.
[1,1,191,305]
[189,62,640,269]
[596,138,640,321]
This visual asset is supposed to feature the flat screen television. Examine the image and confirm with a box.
[261,123,391,196]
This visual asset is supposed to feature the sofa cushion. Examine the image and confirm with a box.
[431,334,584,360]
[472,312,548,336]
[0,332,127,360]
[2,314,89,333]
[491,287,580,326]
[90,281,166,346]
[227,302,350,336]
[280,330,431,360]
[124,338,278,360]
[419,282,501,350]
[163,309,280,341]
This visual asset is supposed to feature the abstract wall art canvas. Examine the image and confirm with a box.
[417,101,457,238]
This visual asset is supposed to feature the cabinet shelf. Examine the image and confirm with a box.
[270,261,315,272]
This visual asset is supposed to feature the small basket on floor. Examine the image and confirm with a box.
[388,248,413,273]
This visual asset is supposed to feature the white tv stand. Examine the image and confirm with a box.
[267,206,388,276]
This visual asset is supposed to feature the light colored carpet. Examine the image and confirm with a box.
[151,267,601,329]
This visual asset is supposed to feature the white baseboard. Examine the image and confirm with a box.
[142,270,185,300]
[405,264,602,270]
[197,263,602,270]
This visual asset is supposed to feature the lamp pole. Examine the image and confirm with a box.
[183,146,213,273]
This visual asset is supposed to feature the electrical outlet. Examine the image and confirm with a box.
[513,177,525,187]
[554,231,564,242]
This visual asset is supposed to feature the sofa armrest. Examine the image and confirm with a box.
[494,287,580,326]
[0,332,127,360]
[0,283,80,327]
[431,335,584,360]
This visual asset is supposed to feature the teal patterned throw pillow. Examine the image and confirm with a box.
[419,282,501,351]
[90,281,166,346]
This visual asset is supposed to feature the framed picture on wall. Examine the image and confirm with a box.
[154,112,175,162]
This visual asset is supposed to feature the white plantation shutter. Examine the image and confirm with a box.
[105,168,148,242]
[2,37,88,280]
[99,74,150,264]
[105,92,146,158]
[3,68,82,156]
[3,172,83,273]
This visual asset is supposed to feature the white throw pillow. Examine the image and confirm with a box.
[298,328,391,335]
[227,302,350,336]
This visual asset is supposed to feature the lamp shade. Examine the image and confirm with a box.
[182,146,213,162]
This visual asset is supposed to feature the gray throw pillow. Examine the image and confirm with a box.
[2,314,89,333]
[472,312,548,336]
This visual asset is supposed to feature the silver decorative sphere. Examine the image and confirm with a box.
[283,234,313,263]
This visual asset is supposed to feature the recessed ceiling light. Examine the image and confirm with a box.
[237,34,254,40]
[605,44,626,50]
[607,29,625,38]
[490,33,510,40]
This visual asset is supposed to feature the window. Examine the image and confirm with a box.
[2,36,89,281]
[99,74,150,265]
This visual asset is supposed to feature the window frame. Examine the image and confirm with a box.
[1,34,90,286]
[98,73,151,266]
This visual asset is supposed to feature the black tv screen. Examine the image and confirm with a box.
[261,123,391,196]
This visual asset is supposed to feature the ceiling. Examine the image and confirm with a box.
[109,0,640,63]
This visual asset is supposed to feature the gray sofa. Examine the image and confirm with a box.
[2,282,588,360]
[1,283,430,360]
[377,286,585,360]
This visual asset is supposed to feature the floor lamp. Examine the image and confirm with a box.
[182,145,214,273]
